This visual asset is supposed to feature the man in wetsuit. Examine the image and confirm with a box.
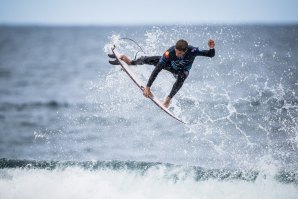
[108,39,215,108]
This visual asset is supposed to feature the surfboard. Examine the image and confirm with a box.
[111,46,186,124]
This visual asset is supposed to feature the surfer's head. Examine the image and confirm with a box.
[175,39,188,58]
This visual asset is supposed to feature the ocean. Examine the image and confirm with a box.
[0,25,297,198]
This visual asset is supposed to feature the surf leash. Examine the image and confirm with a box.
[119,37,145,60]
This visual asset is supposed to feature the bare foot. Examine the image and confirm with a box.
[163,96,171,108]
[120,55,132,65]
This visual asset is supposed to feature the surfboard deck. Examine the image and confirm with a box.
[111,47,186,124]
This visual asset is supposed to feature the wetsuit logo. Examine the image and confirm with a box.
[164,51,170,59]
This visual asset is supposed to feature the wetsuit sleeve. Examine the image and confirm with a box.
[193,48,215,57]
[146,51,170,87]
[146,62,164,87]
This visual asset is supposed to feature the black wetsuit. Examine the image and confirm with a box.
[131,45,215,98]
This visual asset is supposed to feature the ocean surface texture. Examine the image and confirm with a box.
[0,25,297,198]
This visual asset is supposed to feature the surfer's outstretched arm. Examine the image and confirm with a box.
[195,48,215,57]
[193,39,216,57]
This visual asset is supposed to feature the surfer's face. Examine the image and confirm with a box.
[175,48,186,58]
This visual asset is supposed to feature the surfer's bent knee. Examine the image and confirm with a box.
[178,70,189,80]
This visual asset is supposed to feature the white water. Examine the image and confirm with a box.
[0,168,297,199]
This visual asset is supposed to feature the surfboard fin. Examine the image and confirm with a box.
[109,60,120,65]
[108,53,116,59]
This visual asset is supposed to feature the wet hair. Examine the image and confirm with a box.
[175,39,188,52]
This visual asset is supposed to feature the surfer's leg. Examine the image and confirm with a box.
[168,70,189,98]
[108,53,159,66]
[109,55,160,66]
[131,56,161,66]
[143,56,161,66]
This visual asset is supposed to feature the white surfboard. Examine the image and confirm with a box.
[111,47,186,124]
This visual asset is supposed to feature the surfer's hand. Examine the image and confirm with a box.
[208,39,215,49]
[143,87,153,98]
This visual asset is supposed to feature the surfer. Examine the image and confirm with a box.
[109,39,215,108]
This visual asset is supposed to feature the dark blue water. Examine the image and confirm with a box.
[0,25,297,198]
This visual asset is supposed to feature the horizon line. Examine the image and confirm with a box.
[1,21,298,27]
